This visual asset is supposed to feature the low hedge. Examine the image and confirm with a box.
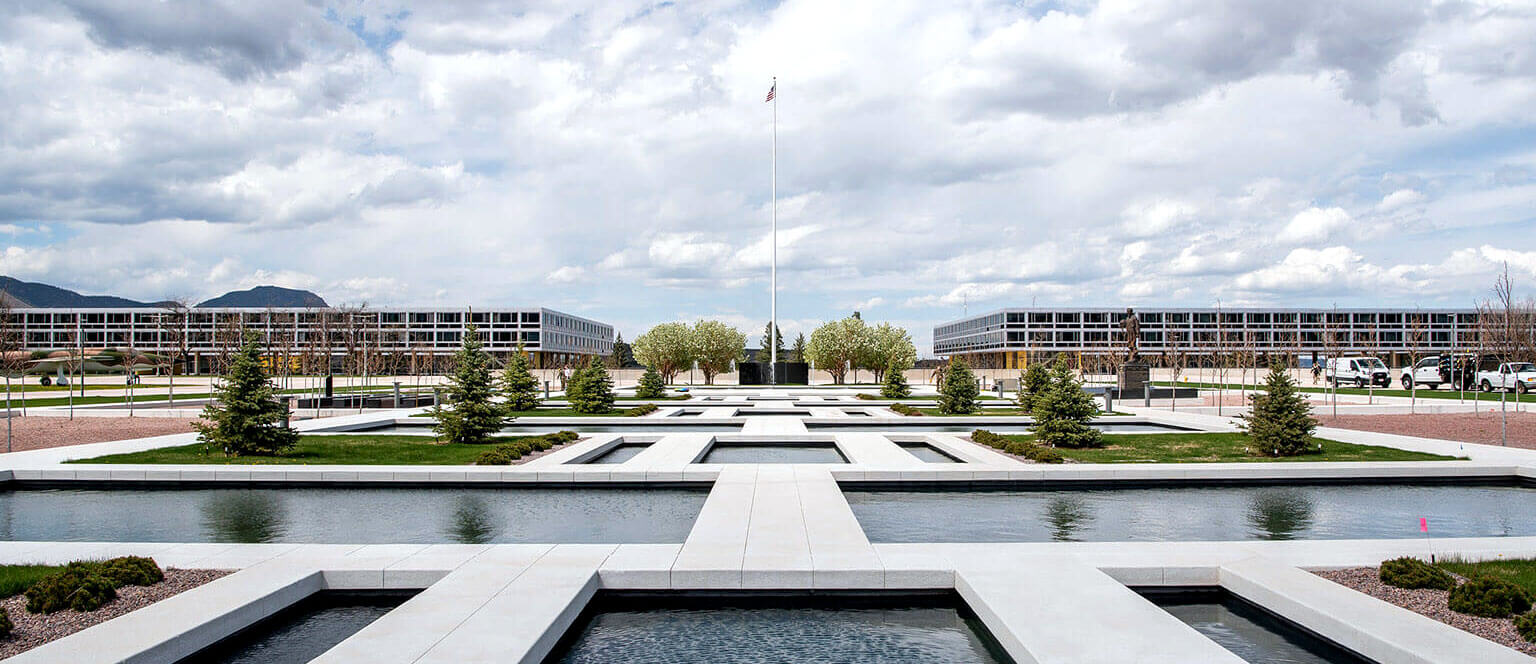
[475,431,581,465]
[1379,557,1455,591]
[854,393,880,400]
[624,403,659,416]
[889,403,920,416]
[1516,611,1536,643]
[24,557,164,614]
[1448,576,1533,618]
[972,429,1064,464]
[0,606,11,638]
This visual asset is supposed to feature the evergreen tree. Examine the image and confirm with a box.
[761,322,786,359]
[1018,361,1051,412]
[567,356,615,413]
[612,333,636,368]
[499,343,541,413]
[880,359,911,398]
[789,333,807,363]
[1033,356,1103,448]
[937,356,979,414]
[433,324,504,444]
[636,366,667,399]
[194,331,298,457]
[1241,363,1317,457]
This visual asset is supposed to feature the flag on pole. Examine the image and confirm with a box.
[765,83,776,102]
[1419,518,1428,533]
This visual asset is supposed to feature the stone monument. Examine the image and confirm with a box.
[1117,308,1150,397]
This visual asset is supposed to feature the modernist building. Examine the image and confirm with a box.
[6,307,614,372]
[933,307,1499,369]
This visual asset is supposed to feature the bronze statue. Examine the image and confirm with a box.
[1121,308,1140,362]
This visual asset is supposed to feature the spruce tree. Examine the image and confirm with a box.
[880,359,912,398]
[636,366,666,399]
[1018,361,1050,412]
[433,324,504,444]
[1033,356,1103,448]
[1241,363,1316,457]
[568,356,615,413]
[612,333,636,368]
[499,345,541,413]
[194,331,298,457]
[937,356,979,414]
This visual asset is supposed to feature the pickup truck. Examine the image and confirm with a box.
[1477,361,1536,394]
[1400,354,1480,391]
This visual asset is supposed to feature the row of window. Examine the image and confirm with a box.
[12,311,544,326]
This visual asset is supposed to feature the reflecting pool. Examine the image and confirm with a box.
[181,592,409,664]
[0,486,707,543]
[550,594,1013,663]
[1144,590,1372,663]
[845,483,1536,542]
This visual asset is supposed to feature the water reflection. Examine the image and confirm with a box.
[201,492,289,543]
[447,495,498,544]
[1044,496,1094,542]
[1245,490,1314,540]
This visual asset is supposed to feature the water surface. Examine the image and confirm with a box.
[806,422,1192,434]
[182,592,407,664]
[552,600,1010,663]
[1148,591,1371,663]
[701,444,847,464]
[0,486,706,543]
[845,483,1536,542]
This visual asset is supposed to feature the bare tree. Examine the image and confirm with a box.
[0,292,21,452]
[1322,306,1344,420]
[157,298,192,406]
[1406,310,1428,414]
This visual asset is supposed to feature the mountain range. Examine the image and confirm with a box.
[0,276,329,309]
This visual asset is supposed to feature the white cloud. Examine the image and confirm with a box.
[545,265,586,284]
[1279,207,1353,244]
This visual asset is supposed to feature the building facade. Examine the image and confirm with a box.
[933,307,1506,369]
[6,306,614,373]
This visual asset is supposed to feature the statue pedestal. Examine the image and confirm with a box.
[1117,362,1150,395]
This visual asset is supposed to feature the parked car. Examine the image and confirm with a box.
[1325,356,1390,388]
[1399,354,1478,390]
[1476,361,1536,394]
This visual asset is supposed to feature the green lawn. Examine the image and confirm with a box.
[1436,558,1536,597]
[67,434,559,465]
[858,393,1002,401]
[615,395,692,401]
[915,407,1033,416]
[1157,380,1536,404]
[987,432,1459,463]
[0,564,63,598]
[411,407,646,418]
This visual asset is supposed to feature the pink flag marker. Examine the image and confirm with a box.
[1420,518,1429,533]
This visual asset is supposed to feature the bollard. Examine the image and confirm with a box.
[1144,385,1151,407]
[1105,391,1114,414]
[393,381,402,408]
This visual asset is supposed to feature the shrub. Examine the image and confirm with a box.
[552,430,579,443]
[880,361,912,399]
[635,367,667,399]
[1378,557,1454,591]
[889,403,920,416]
[97,556,163,587]
[1003,440,1032,456]
[531,436,554,451]
[1241,364,1316,457]
[499,345,541,413]
[1026,446,1065,464]
[938,357,979,414]
[475,448,516,465]
[1033,356,1103,449]
[970,429,1005,448]
[624,403,659,416]
[0,606,10,638]
[194,332,299,457]
[25,564,117,614]
[854,393,880,400]
[1516,612,1536,643]
[1448,577,1533,618]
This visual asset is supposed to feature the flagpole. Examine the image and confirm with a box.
[770,76,778,386]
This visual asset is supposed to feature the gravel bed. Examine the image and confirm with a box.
[0,568,231,658]
[1316,411,1536,449]
[0,416,203,452]
[1313,567,1536,656]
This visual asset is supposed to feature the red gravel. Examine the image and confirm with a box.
[1314,567,1536,656]
[0,568,231,658]
[1316,412,1536,450]
[0,416,203,452]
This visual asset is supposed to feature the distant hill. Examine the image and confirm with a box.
[197,285,328,308]
[0,276,159,308]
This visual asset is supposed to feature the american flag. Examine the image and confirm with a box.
[765,83,775,102]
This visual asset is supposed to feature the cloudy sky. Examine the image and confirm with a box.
[2,0,1535,353]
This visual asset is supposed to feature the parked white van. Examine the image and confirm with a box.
[1325,356,1391,388]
